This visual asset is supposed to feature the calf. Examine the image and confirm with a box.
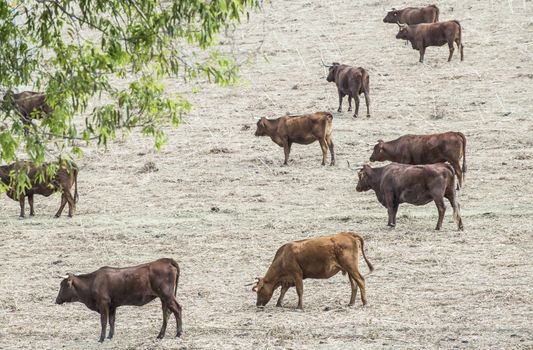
[396,21,464,63]
[324,62,370,118]
[2,91,53,132]
[254,112,335,165]
[55,258,182,342]
[252,232,374,309]
[0,160,78,217]
[356,163,463,230]
[369,132,467,188]
[383,5,439,25]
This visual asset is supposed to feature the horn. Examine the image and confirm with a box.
[320,58,333,68]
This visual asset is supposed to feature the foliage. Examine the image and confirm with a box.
[0,0,258,193]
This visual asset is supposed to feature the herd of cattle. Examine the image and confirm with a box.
[0,4,471,342]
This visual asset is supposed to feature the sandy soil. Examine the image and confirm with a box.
[1,0,532,349]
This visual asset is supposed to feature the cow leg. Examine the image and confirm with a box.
[450,160,463,189]
[318,138,328,166]
[337,92,344,112]
[54,194,68,218]
[446,189,464,231]
[283,141,292,166]
[64,189,76,217]
[28,194,35,216]
[419,47,426,63]
[353,95,360,118]
[434,197,446,230]
[448,41,455,62]
[19,196,25,218]
[347,96,352,112]
[295,277,304,310]
[276,285,289,307]
[327,135,335,166]
[108,307,116,339]
[98,304,109,342]
[348,275,358,306]
[157,302,170,339]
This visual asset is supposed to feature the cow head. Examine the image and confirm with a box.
[326,62,340,82]
[396,23,410,40]
[252,277,274,307]
[383,8,400,23]
[254,117,268,137]
[356,165,373,192]
[55,274,79,304]
[369,139,389,162]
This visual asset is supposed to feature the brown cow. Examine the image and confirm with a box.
[2,91,53,132]
[369,132,467,188]
[383,5,439,24]
[356,163,463,230]
[396,21,464,63]
[55,258,182,342]
[252,232,374,309]
[0,160,78,218]
[325,62,370,118]
[254,112,335,166]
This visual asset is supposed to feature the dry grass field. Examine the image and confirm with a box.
[1,0,532,349]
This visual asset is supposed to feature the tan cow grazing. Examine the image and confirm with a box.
[252,232,374,309]
[254,112,335,166]
[0,160,78,218]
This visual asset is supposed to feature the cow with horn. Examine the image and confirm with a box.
[322,60,370,118]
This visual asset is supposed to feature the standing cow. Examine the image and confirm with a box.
[252,232,374,309]
[324,62,370,118]
[369,132,467,188]
[396,21,464,63]
[356,163,464,230]
[254,112,335,166]
[2,91,53,133]
[0,160,78,218]
[383,5,439,24]
[55,258,182,342]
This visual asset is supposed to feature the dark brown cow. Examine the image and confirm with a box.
[396,21,464,63]
[252,232,373,309]
[254,112,335,166]
[325,62,370,118]
[2,91,53,131]
[356,163,463,230]
[0,161,78,218]
[383,5,439,24]
[369,132,467,188]
[55,258,182,342]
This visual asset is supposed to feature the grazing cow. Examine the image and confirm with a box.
[55,258,182,342]
[254,112,335,166]
[324,62,370,118]
[0,161,78,218]
[383,5,439,24]
[2,91,53,132]
[252,232,374,309]
[396,21,464,63]
[356,163,463,230]
[369,132,467,188]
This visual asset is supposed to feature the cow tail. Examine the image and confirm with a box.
[350,233,374,276]
[457,132,467,178]
[73,166,79,203]
[169,259,180,296]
